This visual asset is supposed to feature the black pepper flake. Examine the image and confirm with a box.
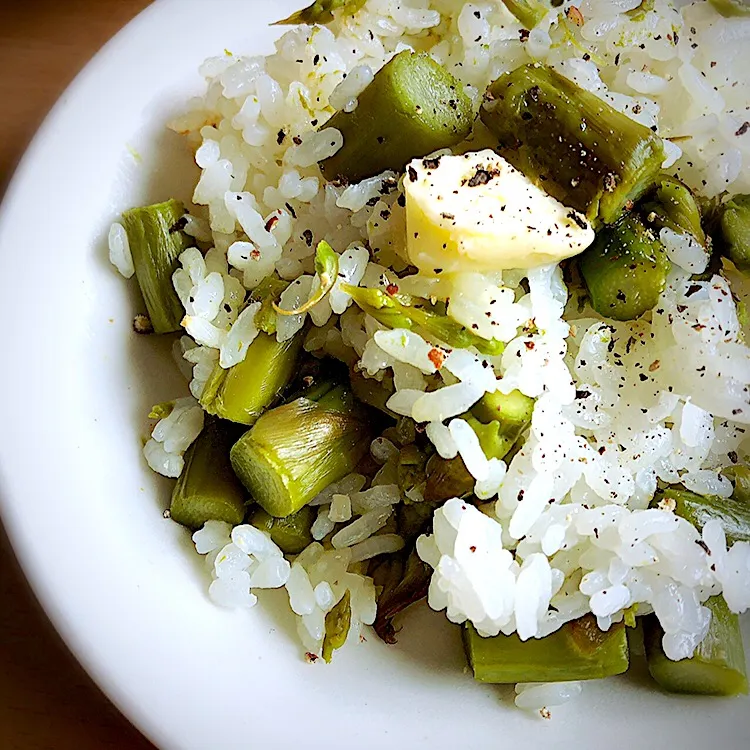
[302,229,313,247]
[285,202,297,219]
[397,194,406,207]
[441,212,455,220]
[292,135,303,146]
[313,54,320,65]
[696,539,710,555]
[614,53,621,66]
[467,168,495,187]
[567,211,588,230]
[422,157,441,170]
[408,166,418,182]
[735,122,750,137]
[519,28,530,42]
[576,389,591,399]
[377,135,385,144]
[728,450,738,464]
[638,373,648,382]
[277,130,286,145]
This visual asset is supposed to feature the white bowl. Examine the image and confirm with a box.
[0,1,748,747]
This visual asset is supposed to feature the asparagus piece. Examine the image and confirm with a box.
[579,213,670,321]
[349,368,397,418]
[373,547,432,644]
[322,590,352,663]
[170,420,247,530]
[249,506,315,555]
[121,199,190,333]
[722,466,750,505]
[230,383,372,517]
[656,486,750,544]
[319,51,474,183]
[642,176,706,246]
[343,285,505,356]
[709,0,750,17]
[501,0,550,28]
[480,64,665,224]
[397,444,427,495]
[644,596,748,696]
[273,242,338,316]
[274,0,366,25]
[464,615,629,683]
[425,390,533,502]
[251,274,289,335]
[718,194,750,272]
[200,331,303,425]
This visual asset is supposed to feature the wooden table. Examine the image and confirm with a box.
[0,4,156,747]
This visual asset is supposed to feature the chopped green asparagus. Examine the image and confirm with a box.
[642,176,706,246]
[501,0,550,28]
[349,368,397,417]
[579,213,670,320]
[200,331,303,425]
[480,64,665,224]
[464,615,629,683]
[722,465,750,505]
[230,383,372,517]
[343,285,505,356]
[273,0,366,25]
[121,199,190,333]
[319,51,474,183]
[322,590,352,662]
[655,486,750,544]
[425,390,532,502]
[249,506,315,554]
[718,194,750,272]
[373,548,432,644]
[273,241,338,315]
[644,596,748,696]
[251,274,290,335]
[170,420,247,530]
[708,0,750,17]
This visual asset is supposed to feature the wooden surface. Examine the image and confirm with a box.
[0,3,156,747]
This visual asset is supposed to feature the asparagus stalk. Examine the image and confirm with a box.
[425,390,533,502]
[170,420,247,530]
[464,615,629,683]
[579,213,670,321]
[501,0,550,28]
[273,0,366,25]
[249,505,315,555]
[373,547,432,644]
[644,596,748,696]
[655,486,750,544]
[709,0,750,17]
[322,590,352,663]
[251,274,289,335]
[319,51,474,183]
[480,64,665,225]
[230,383,372,517]
[722,466,750,505]
[717,194,750,272]
[642,176,707,246]
[199,331,303,425]
[121,199,190,333]
[343,285,505,356]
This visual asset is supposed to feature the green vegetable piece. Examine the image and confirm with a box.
[708,0,750,18]
[121,199,190,334]
[480,64,665,224]
[625,0,655,22]
[322,590,352,662]
[343,284,504,356]
[644,596,748,696]
[170,420,247,530]
[373,548,432,644]
[501,0,550,28]
[656,487,750,545]
[722,465,750,505]
[249,506,314,555]
[579,213,670,321]
[471,389,535,427]
[349,368,397,417]
[230,383,372,517]
[273,0,366,25]
[397,444,427,495]
[149,401,175,420]
[464,615,629,683]
[200,331,303,425]
[319,51,474,184]
[643,176,706,246]
[719,194,750,272]
[424,453,474,503]
[274,241,338,315]
[251,274,289,335]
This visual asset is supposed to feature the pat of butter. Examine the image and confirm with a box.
[404,149,595,274]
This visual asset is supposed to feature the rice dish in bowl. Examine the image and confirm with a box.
[109,0,750,716]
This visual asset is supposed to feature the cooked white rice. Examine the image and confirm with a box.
[120,0,750,696]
